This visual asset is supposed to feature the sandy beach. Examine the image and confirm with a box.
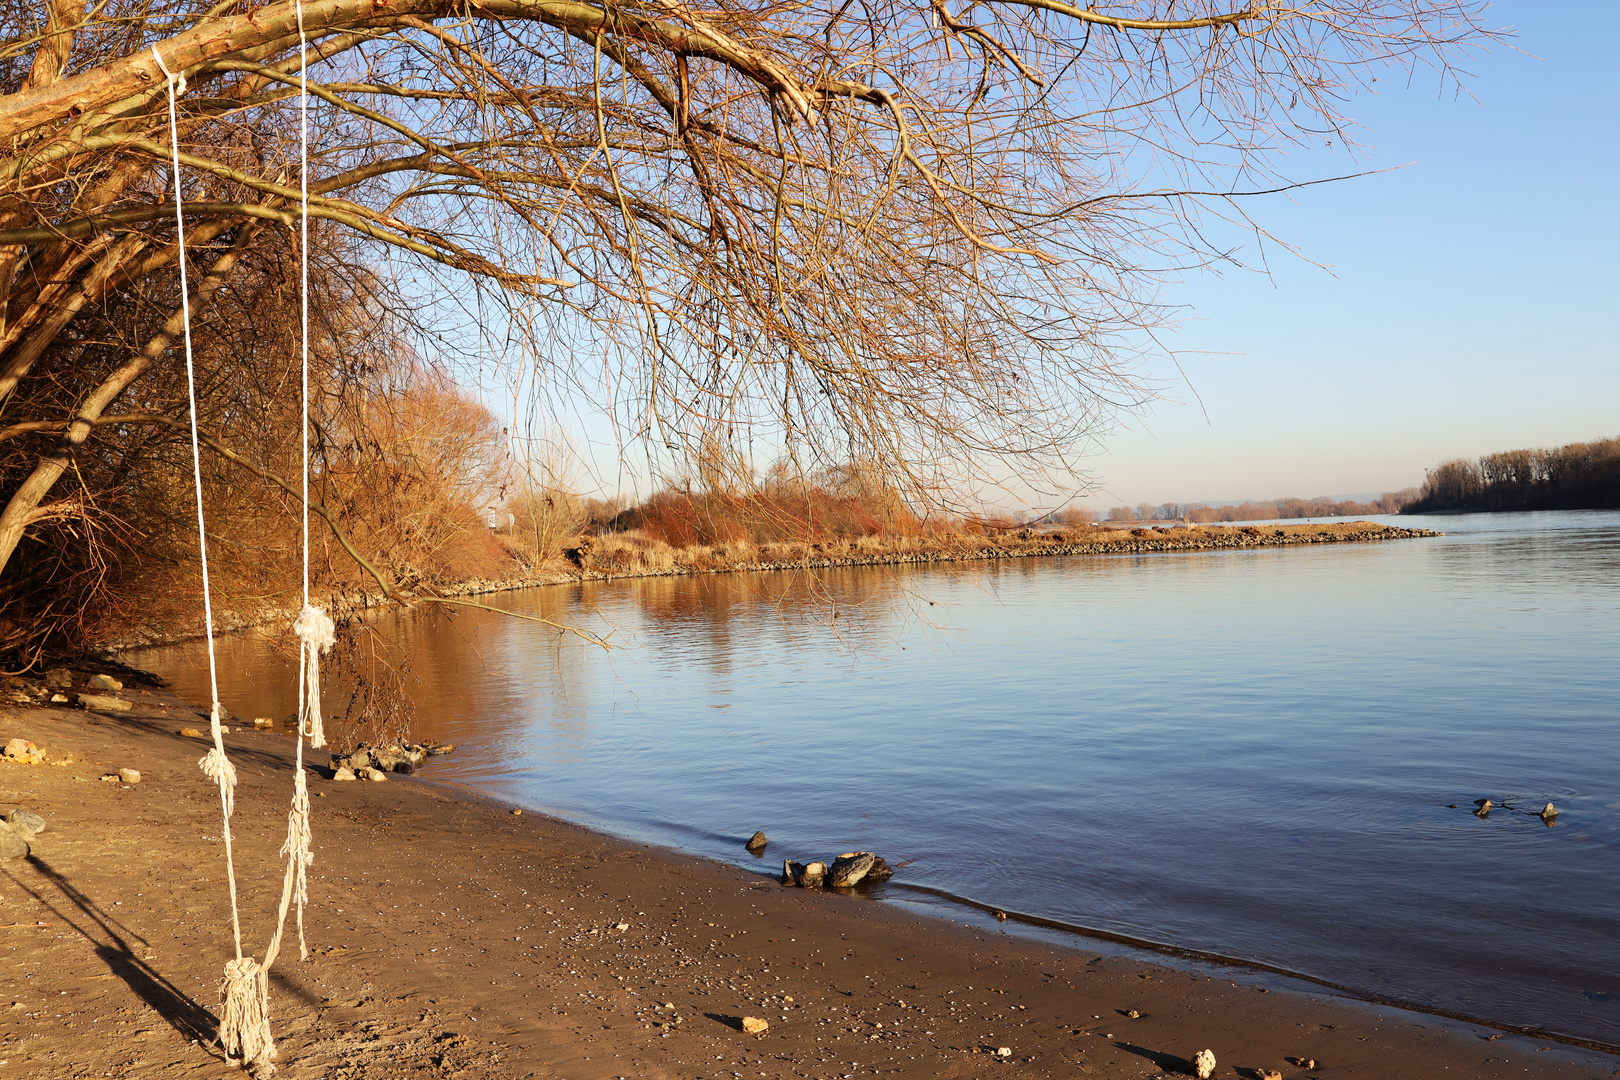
[2,673,1614,1080]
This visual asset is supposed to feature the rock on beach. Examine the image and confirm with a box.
[2,738,44,764]
[0,823,28,860]
[78,693,132,712]
[5,808,46,838]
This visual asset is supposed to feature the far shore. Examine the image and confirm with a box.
[103,520,1440,653]
[1,676,1612,1080]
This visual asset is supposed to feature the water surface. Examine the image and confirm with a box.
[137,511,1620,1045]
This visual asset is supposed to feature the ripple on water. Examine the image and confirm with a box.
[136,510,1620,1046]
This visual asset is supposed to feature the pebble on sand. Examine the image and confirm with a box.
[1191,1048,1216,1079]
[118,768,141,784]
[77,694,132,712]
[741,1016,769,1034]
[332,766,357,781]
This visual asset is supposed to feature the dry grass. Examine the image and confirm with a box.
[538,515,1429,581]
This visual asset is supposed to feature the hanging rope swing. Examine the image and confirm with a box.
[154,2,331,1069]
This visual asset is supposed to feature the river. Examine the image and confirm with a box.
[134,510,1620,1046]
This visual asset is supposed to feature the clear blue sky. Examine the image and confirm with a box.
[1086,0,1619,508]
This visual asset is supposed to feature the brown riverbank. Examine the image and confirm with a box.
[103,521,1438,652]
[3,673,1611,1080]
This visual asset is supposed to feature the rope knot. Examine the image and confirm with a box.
[151,46,186,95]
[198,744,238,817]
[220,955,276,1074]
[292,605,335,650]
[292,605,335,747]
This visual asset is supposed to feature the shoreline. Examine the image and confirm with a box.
[100,520,1439,653]
[3,679,1613,1080]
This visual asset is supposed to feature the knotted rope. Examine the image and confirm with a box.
[293,605,334,748]
[219,957,274,1070]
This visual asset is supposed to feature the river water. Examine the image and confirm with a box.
[134,511,1620,1046]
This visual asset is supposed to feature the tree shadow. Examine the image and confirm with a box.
[1114,1040,1189,1074]
[4,855,222,1052]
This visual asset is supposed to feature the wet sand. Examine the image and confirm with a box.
[1,679,1613,1080]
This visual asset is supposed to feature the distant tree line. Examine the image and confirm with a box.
[1038,492,1414,525]
[1402,436,1620,513]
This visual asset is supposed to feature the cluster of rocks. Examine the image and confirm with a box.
[24,669,138,712]
[0,807,46,860]
[330,740,452,781]
[780,850,895,889]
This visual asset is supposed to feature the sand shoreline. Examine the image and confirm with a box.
[2,677,1611,1080]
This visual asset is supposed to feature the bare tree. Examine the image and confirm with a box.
[1,1,1499,595]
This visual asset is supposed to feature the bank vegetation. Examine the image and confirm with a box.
[1402,437,1620,514]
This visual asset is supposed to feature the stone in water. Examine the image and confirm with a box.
[746,830,768,851]
[829,851,876,887]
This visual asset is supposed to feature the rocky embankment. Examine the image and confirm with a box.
[562,520,1439,581]
[102,521,1437,651]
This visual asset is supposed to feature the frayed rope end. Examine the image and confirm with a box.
[219,955,276,1075]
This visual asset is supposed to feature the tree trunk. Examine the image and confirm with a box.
[0,223,260,575]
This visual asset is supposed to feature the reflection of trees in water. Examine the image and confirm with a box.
[383,602,598,761]
[143,559,1093,752]
[581,566,932,685]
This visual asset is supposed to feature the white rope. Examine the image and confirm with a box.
[160,17,327,1070]
[269,0,328,988]
[156,46,271,1076]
